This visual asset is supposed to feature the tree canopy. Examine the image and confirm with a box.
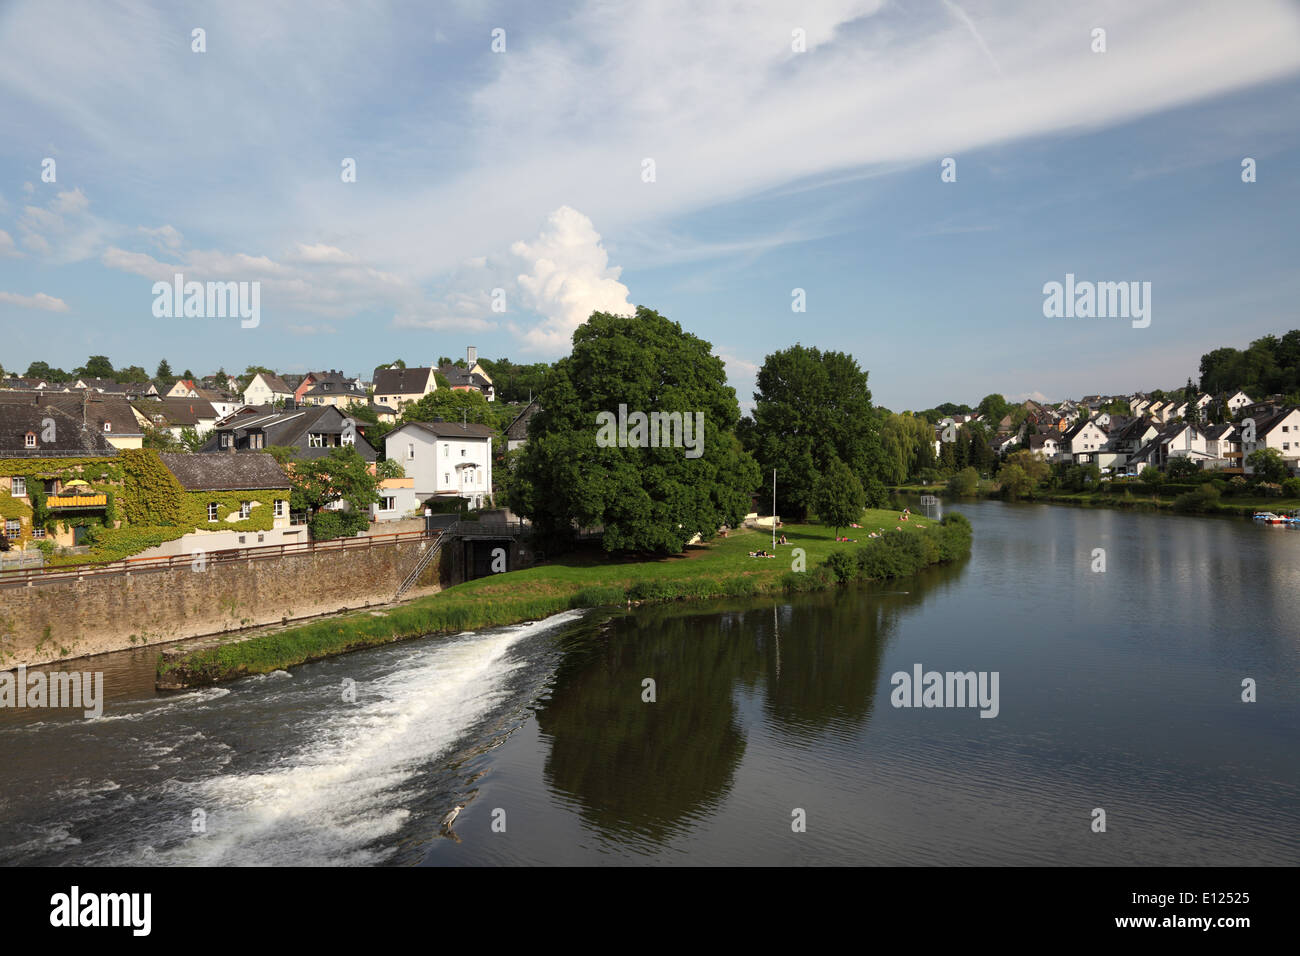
[512,307,760,554]
[744,344,886,519]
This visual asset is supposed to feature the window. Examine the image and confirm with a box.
[238,535,246,544]
[207,502,219,522]
[4,519,19,540]
[381,495,396,511]
[407,443,415,460]
[11,477,25,497]
[103,422,111,432]
[461,448,466,457]
[24,432,36,448]
[220,433,230,448]
[257,533,265,543]
[309,433,323,447]
[444,473,450,484]
[443,444,449,456]
[240,501,252,519]
[252,433,264,449]
[274,499,286,518]
[32,527,44,539]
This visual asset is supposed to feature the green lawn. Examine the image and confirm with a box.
[451,507,937,603]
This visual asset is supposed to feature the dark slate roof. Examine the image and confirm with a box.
[506,400,540,440]
[437,365,492,392]
[134,398,218,427]
[302,372,365,398]
[0,392,143,437]
[0,404,119,457]
[1203,423,1236,440]
[1250,406,1298,437]
[372,366,433,396]
[398,420,495,439]
[203,405,378,461]
[159,452,290,491]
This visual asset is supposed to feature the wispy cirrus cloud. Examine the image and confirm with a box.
[0,290,69,311]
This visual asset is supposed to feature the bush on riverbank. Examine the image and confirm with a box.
[783,513,972,590]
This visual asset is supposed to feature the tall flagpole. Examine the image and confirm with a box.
[772,468,776,551]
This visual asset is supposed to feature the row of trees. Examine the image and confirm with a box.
[509,310,895,554]
[1199,330,1300,399]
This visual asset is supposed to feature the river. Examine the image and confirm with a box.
[1,499,1297,865]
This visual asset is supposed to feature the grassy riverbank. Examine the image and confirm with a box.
[157,508,971,687]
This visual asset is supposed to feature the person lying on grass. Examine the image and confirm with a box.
[748,550,776,558]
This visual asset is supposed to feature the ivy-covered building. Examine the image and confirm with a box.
[0,404,121,551]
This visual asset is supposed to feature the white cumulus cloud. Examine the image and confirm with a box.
[511,206,634,352]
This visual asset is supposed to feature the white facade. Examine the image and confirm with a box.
[1065,420,1109,463]
[385,422,494,509]
[242,373,292,407]
[1226,391,1253,415]
[1243,408,1300,474]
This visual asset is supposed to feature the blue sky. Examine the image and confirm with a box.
[1,0,1298,412]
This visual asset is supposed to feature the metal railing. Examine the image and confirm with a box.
[0,528,438,588]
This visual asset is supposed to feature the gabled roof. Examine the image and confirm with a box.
[506,400,540,440]
[133,397,218,427]
[159,452,289,491]
[250,373,293,394]
[391,419,495,440]
[0,404,119,457]
[437,364,492,392]
[372,366,434,396]
[1251,406,1300,438]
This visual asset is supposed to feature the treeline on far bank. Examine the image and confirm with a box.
[908,451,1300,515]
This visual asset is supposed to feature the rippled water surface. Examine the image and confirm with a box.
[1,500,1297,865]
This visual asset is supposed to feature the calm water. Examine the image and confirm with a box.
[1,500,1297,865]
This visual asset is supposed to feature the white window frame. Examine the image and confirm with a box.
[309,433,323,448]
[208,502,219,522]
[24,432,36,448]
[11,477,26,497]
[240,501,252,519]
[274,499,286,518]
[381,495,396,512]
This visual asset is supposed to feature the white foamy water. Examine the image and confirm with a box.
[130,612,583,866]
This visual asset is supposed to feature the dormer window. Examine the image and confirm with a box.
[103,422,111,432]
[24,432,36,448]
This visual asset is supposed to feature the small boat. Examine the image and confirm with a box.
[1253,512,1287,524]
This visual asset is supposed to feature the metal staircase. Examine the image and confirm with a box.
[394,532,445,600]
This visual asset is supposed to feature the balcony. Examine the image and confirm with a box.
[47,493,108,509]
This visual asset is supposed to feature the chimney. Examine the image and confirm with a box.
[466,346,477,366]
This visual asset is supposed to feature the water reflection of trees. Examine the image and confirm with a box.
[533,557,969,846]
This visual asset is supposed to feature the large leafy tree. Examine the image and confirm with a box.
[512,307,760,554]
[745,344,886,519]
[76,355,115,378]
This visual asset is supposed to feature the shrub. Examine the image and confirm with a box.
[1173,483,1221,513]
[824,549,858,584]
[947,467,979,497]
[1258,482,1283,498]
[1283,477,1300,498]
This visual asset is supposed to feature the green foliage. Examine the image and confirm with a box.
[744,343,884,519]
[812,457,865,536]
[1282,477,1300,498]
[76,355,115,378]
[1173,483,1221,513]
[307,509,368,540]
[24,361,73,383]
[288,446,380,526]
[1247,447,1289,483]
[119,449,187,525]
[513,307,761,554]
[1198,330,1300,398]
[1166,457,1203,480]
[947,466,979,496]
[998,463,1032,500]
[1140,466,1163,485]
[375,458,405,480]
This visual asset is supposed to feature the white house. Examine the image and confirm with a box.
[242,373,294,407]
[1061,418,1108,464]
[385,420,495,509]
[1241,407,1300,475]
[1027,434,1060,460]
[1224,390,1253,416]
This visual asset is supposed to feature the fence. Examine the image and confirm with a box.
[0,528,437,589]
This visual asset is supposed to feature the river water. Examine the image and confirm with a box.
[1,499,1297,865]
